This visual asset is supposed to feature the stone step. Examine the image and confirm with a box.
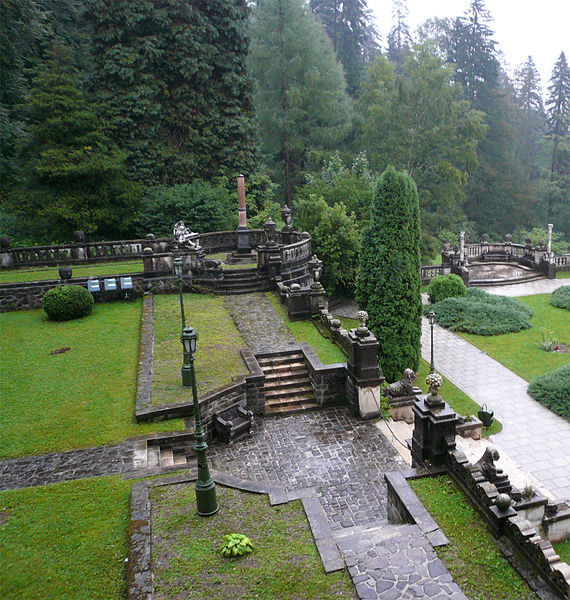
[160,448,174,467]
[265,401,319,415]
[265,386,314,400]
[147,445,160,468]
[264,376,312,391]
[263,367,308,381]
[265,392,316,407]
[255,349,304,361]
[220,276,263,286]
[257,355,305,367]
[214,284,271,295]
[221,268,258,278]
[173,451,187,465]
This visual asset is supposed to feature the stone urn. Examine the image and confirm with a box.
[0,235,10,248]
[59,267,72,280]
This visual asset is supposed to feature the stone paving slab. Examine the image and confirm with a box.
[478,278,568,297]
[0,443,133,490]
[421,318,570,501]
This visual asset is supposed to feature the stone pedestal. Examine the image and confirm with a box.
[411,395,458,467]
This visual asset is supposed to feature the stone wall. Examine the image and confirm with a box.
[299,343,345,407]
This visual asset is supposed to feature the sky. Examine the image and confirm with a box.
[368,0,570,91]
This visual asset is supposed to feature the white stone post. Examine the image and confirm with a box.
[547,223,553,254]
[459,231,465,263]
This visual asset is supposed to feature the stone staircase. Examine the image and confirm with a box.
[256,350,318,415]
[132,431,194,474]
[215,268,272,295]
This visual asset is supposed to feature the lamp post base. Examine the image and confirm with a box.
[182,365,192,387]
[196,479,219,516]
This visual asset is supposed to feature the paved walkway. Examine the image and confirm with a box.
[422,319,570,501]
[478,277,568,296]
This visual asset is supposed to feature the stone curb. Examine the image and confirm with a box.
[135,294,154,415]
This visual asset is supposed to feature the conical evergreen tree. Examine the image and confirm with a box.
[387,0,412,65]
[356,166,421,382]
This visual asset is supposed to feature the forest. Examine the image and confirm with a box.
[0,0,568,293]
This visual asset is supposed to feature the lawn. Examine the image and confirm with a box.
[151,483,356,600]
[410,474,538,600]
[266,292,346,364]
[0,260,143,284]
[0,476,131,600]
[459,294,570,382]
[557,271,570,279]
[151,294,248,406]
[554,539,570,563]
[0,301,183,459]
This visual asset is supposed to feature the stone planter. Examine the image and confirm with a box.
[456,415,483,440]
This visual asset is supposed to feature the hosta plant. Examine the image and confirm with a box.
[218,533,254,558]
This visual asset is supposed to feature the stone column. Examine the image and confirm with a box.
[547,223,553,254]
[459,230,465,263]
[346,311,385,419]
[237,174,251,253]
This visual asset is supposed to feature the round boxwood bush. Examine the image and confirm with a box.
[430,289,534,335]
[427,274,467,304]
[42,285,94,321]
[528,363,570,420]
[550,285,570,311]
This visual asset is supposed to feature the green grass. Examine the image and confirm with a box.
[553,539,570,563]
[459,294,570,382]
[0,260,143,284]
[556,271,570,279]
[151,294,248,406]
[151,484,356,600]
[0,476,131,600]
[0,301,183,459]
[410,475,538,600]
[266,292,346,364]
[415,359,502,436]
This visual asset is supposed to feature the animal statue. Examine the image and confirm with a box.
[384,368,422,398]
[475,447,503,480]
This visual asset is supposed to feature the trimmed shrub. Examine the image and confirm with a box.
[42,286,94,321]
[428,274,467,304]
[528,364,570,420]
[550,285,570,311]
[430,289,534,335]
[356,166,422,381]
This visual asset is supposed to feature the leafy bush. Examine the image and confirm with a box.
[528,364,570,419]
[550,285,570,311]
[430,289,534,335]
[218,533,254,557]
[428,274,467,303]
[42,286,94,321]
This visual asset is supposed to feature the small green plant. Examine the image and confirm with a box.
[42,285,94,321]
[538,328,558,352]
[218,533,254,557]
[550,285,570,311]
[522,485,534,500]
[528,363,570,419]
[427,274,467,304]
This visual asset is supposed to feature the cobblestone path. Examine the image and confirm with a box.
[0,443,133,490]
[225,292,299,353]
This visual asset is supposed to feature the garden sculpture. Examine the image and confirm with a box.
[173,221,200,249]
[384,368,422,398]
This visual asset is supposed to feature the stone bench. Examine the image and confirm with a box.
[213,402,253,444]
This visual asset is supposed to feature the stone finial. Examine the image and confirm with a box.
[504,233,513,244]
[496,493,513,512]
[72,230,85,244]
[425,372,444,407]
[0,235,10,249]
[355,310,369,338]
[481,233,489,244]
[263,218,277,246]
[308,255,323,283]
[281,206,292,228]
[146,233,155,240]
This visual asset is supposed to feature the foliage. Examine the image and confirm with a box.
[151,484,356,599]
[430,289,534,335]
[357,48,486,235]
[513,226,569,254]
[310,0,381,96]
[459,294,570,383]
[151,294,248,407]
[218,533,254,558]
[135,180,236,238]
[357,166,422,382]
[427,274,467,304]
[42,285,94,321]
[550,285,570,310]
[387,0,413,65]
[538,328,559,352]
[528,363,570,420]
[553,540,570,564]
[249,0,352,205]
[0,476,131,600]
[293,195,359,295]
[14,45,139,241]
[88,0,256,186]
[0,301,183,459]
[410,474,538,599]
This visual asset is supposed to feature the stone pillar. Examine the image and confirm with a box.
[71,230,86,260]
[459,230,465,264]
[143,247,155,278]
[0,235,13,268]
[547,223,553,254]
[346,311,385,419]
[237,174,251,253]
[410,373,458,467]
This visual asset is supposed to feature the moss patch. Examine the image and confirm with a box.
[151,294,248,406]
[151,484,356,600]
[0,476,131,600]
[410,475,538,600]
[0,301,183,459]
[553,539,570,563]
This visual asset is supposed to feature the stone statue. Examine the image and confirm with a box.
[474,446,513,495]
[384,368,422,398]
[173,221,200,249]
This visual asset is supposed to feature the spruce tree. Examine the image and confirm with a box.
[356,166,421,382]
[387,0,413,65]
[249,0,352,206]
[16,45,138,240]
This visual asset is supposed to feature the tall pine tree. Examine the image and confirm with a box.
[387,0,412,65]
[249,0,352,206]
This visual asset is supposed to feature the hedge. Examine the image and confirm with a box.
[550,285,570,311]
[428,274,467,304]
[42,286,94,321]
[528,364,570,419]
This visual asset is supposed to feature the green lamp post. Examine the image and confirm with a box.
[428,311,436,374]
[173,256,186,329]
[181,325,218,516]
